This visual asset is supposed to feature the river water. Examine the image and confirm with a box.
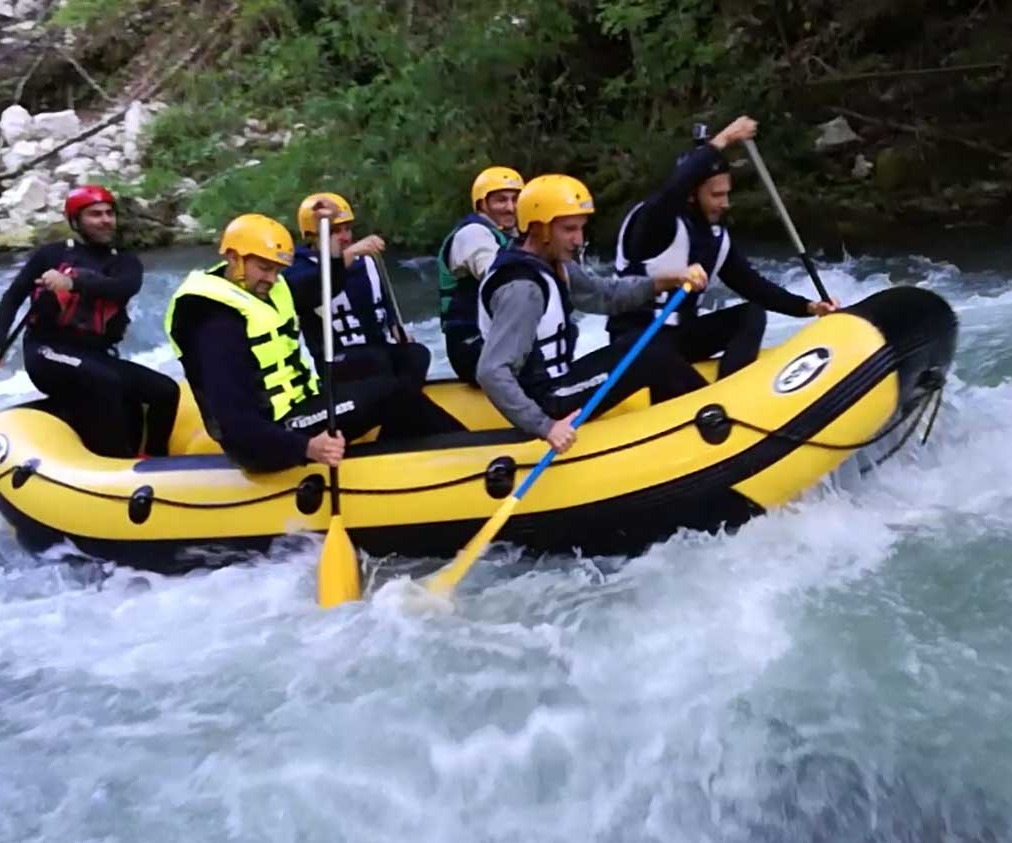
[1,234,1011,842]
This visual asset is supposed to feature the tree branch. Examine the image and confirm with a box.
[56,46,116,103]
[14,54,45,103]
[830,106,1012,161]
[808,62,1005,86]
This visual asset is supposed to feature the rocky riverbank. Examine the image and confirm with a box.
[0,100,300,252]
[1,0,1009,256]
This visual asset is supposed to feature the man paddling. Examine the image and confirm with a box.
[476,174,708,454]
[285,193,464,438]
[437,166,524,383]
[607,116,839,378]
[0,184,179,458]
[287,192,430,384]
[164,213,405,472]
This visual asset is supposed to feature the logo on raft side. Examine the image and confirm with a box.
[773,347,832,394]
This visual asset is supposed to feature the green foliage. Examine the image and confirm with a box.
[99,0,1008,249]
[51,0,144,27]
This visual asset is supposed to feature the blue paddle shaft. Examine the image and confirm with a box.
[513,285,690,500]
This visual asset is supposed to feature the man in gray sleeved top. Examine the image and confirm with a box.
[476,173,709,455]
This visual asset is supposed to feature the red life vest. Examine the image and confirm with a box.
[29,242,123,339]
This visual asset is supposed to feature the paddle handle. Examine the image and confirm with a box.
[514,282,692,500]
[0,307,31,365]
[319,216,341,513]
[743,139,831,303]
[373,254,407,343]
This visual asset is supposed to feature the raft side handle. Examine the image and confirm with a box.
[11,458,40,489]
[695,404,732,445]
[485,456,517,499]
[129,485,154,525]
[296,474,326,515]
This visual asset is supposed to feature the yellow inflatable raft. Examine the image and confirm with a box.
[0,287,956,574]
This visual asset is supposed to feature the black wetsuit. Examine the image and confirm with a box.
[0,240,179,457]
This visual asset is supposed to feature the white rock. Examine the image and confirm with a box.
[37,209,65,225]
[0,221,36,249]
[0,2,16,17]
[175,213,202,233]
[0,172,50,212]
[57,142,84,162]
[815,116,860,151]
[1,138,38,171]
[54,156,96,180]
[0,104,32,144]
[123,100,146,141]
[13,0,43,17]
[174,177,199,194]
[31,110,81,142]
[97,151,123,172]
[10,138,37,157]
[46,184,66,207]
[851,154,874,179]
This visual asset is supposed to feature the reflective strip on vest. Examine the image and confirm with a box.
[477,265,572,380]
[317,256,396,347]
[165,268,318,420]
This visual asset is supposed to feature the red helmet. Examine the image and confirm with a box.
[64,184,116,221]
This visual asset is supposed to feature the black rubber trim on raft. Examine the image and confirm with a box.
[348,344,913,558]
[0,492,275,575]
[1,382,936,507]
[0,286,956,571]
[0,348,914,573]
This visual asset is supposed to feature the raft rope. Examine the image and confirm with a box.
[0,382,944,508]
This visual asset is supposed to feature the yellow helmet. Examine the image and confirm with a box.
[516,174,595,234]
[471,166,525,210]
[296,192,355,237]
[218,214,294,266]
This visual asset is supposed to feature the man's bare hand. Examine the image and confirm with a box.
[343,235,386,266]
[653,263,707,293]
[546,410,579,454]
[306,430,346,467]
[35,269,74,292]
[711,116,758,150]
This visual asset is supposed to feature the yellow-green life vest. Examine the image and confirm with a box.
[165,265,318,420]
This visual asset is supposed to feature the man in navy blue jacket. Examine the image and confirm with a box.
[608,116,838,378]
[285,193,462,438]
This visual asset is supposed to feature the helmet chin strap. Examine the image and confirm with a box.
[226,254,248,285]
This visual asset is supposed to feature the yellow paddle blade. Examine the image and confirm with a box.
[425,495,520,597]
[317,513,362,608]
